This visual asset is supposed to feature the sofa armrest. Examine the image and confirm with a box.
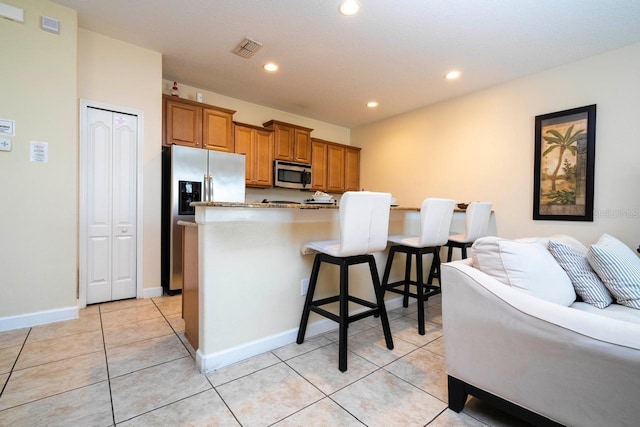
[442,260,640,427]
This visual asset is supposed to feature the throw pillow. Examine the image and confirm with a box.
[548,240,613,308]
[472,237,576,306]
[587,234,640,309]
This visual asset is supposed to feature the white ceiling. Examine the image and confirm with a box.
[53,0,640,128]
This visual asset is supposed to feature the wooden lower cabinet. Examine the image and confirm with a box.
[182,224,198,349]
[234,123,274,187]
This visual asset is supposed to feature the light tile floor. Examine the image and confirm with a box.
[0,294,532,426]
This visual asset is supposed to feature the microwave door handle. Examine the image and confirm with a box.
[303,171,311,188]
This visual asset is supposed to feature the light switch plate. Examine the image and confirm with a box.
[0,137,12,151]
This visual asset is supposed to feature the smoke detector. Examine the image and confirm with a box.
[232,37,263,59]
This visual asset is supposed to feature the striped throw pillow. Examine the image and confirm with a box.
[587,234,640,309]
[548,240,613,308]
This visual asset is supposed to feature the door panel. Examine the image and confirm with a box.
[85,107,137,304]
[112,114,137,300]
[87,236,111,304]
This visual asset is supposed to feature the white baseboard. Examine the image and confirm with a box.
[196,295,407,374]
[142,286,164,298]
[0,306,78,332]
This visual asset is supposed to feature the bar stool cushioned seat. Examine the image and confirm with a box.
[381,198,455,334]
[445,201,493,262]
[297,191,394,372]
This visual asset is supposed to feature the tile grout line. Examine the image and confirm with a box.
[204,375,243,426]
[98,304,117,426]
[0,327,32,400]
[150,297,195,360]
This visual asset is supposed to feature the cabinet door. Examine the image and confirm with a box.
[165,99,202,147]
[254,129,274,187]
[203,108,233,152]
[234,125,254,185]
[273,124,294,161]
[344,147,360,191]
[294,128,311,164]
[326,144,345,193]
[311,140,327,191]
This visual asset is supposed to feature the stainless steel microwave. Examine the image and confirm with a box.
[274,160,312,189]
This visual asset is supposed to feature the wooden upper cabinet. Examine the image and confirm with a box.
[344,146,361,191]
[234,122,274,188]
[203,107,234,152]
[326,144,345,193]
[163,95,236,152]
[311,138,360,194]
[311,140,328,191]
[263,120,313,164]
[294,128,312,164]
[164,98,202,148]
[272,123,294,160]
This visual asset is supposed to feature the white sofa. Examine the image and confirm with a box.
[441,236,640,427]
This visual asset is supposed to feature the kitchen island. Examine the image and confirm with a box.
[189,201,495,373]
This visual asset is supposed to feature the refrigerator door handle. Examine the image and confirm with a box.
[208,175,214,201]
[203,173,209,201]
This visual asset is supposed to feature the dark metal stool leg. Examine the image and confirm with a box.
[381,246,396,296]
[415,252,425,335]
[403,252,412,307]
[447,245,453,262]
[368,256,394,350]
[297,255,321,344]
[461,245,468,259]
[338,260,349,372]
[427,248,441,285]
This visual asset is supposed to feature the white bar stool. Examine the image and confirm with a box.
[381,198,455,335]
[445,201,493,261]
[296,191,394,372]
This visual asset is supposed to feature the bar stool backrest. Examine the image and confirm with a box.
[417,198,456,247]
[338,191,392,257]
[462,202,493,242]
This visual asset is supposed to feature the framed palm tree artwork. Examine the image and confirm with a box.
[533,104,596,221]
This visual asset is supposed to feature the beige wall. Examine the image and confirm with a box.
[353,43,640,248]
[78,29,163,290]
[0,0,78,317]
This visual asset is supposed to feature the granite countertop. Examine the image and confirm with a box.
[177,220,198,227]
[191,201,425,211]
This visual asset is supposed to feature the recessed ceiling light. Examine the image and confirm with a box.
[264,63,278,72]
[339,0,360,16]
[367,101,378,108]
[445,70,461,80]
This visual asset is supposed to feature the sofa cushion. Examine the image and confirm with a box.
[472,236,576,306]
[571,302,640,325]
[587,234,640,309]
[548,240,613,309]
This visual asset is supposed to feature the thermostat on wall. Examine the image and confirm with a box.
[0,137,11,152]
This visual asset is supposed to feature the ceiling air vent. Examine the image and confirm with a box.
[232,37,263,59]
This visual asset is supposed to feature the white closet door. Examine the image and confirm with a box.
[111,114,137,300]
[85,108,137,304]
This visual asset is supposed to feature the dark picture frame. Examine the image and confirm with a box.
[533,105,596,221]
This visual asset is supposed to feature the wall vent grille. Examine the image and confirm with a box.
[232,37,263,59]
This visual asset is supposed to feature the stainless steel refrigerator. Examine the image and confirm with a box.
[162,145,245,294]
